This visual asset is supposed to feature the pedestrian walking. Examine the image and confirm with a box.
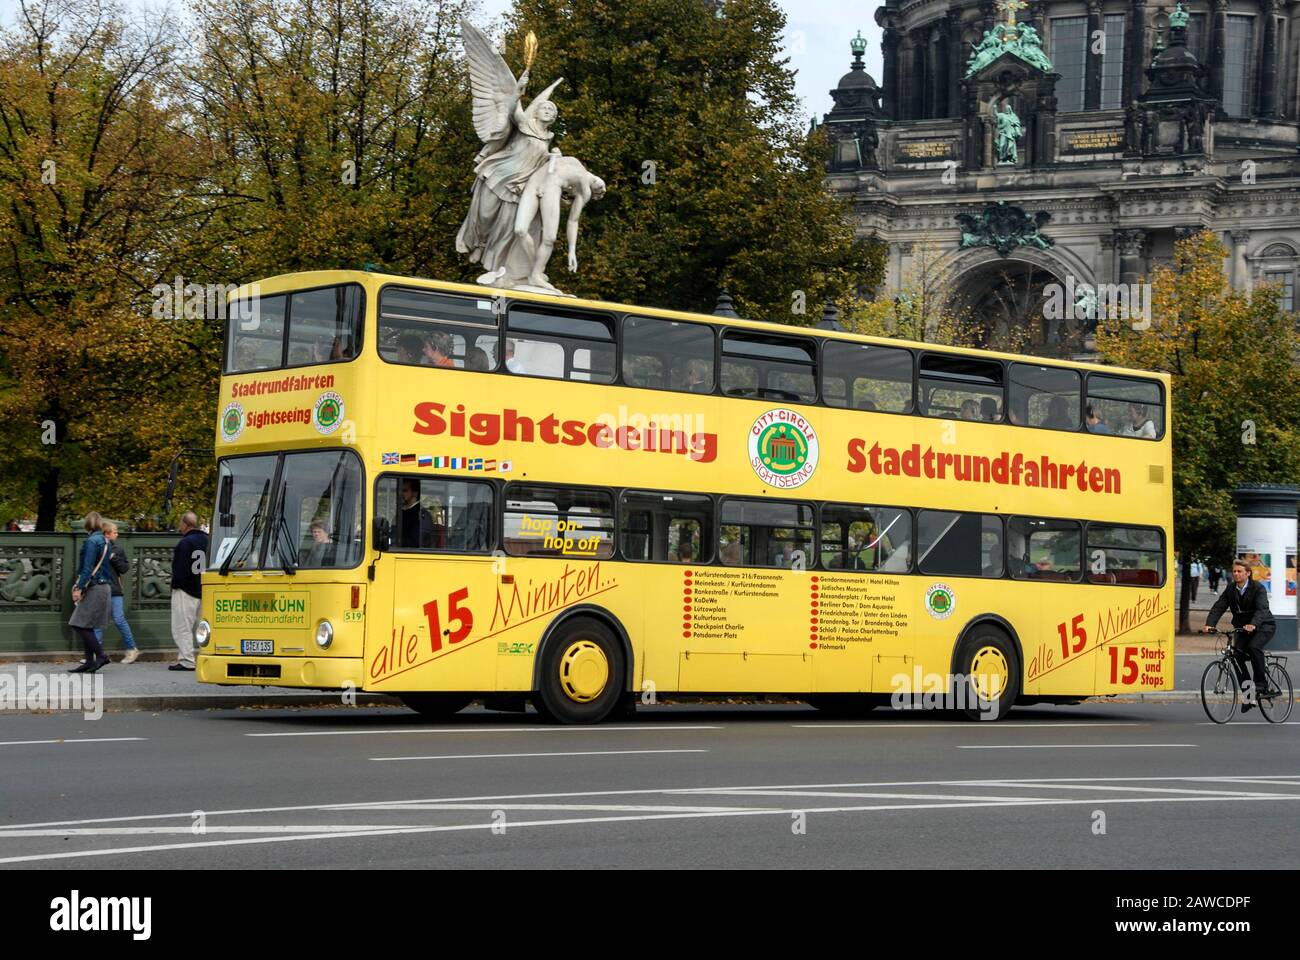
[94,520,139,663]
[1189,559,1201,603]
[68,513,112,674]
[169,511,208,671]
[1208,565,1221,592]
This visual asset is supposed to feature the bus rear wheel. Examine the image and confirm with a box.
[534,618,625,724]
[955,627,1020,721]
[399,693,473,719]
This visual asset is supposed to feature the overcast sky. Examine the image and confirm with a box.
[0,0,884,124]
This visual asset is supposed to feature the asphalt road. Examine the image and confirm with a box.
[2,699,1298,869]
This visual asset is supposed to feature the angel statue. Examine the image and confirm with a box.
[455,21,599,295]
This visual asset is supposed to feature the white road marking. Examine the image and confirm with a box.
[371,749,707,762]
[6,773,1300,832]
[791,722,1144,729]
[246,725,721,738]
[957,743,1197,750]
[6,794,1300,865]
[0,737,146,747]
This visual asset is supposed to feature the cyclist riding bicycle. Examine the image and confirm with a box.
[1201,559,1278,709]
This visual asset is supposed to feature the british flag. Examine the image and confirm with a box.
[381,452,400,465]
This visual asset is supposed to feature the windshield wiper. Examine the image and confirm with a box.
[218,479,270,576]
[270,481,298,574]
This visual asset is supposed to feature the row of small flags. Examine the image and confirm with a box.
[381,452,512,472]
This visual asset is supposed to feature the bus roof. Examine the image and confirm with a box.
[232,269,1170,385]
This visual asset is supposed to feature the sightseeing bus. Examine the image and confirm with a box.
[197,269,1173,722]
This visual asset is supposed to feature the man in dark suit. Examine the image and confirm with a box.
[1203,560,1278,704]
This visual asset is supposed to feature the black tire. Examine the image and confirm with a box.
[533,617,626,724]
[1260,662,1293,724]
[806,694,882,717]
[398,692,473,719]
[1200,660,1239,724]
[954,626,1020,721]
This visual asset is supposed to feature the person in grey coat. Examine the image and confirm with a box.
[68,513,113,673]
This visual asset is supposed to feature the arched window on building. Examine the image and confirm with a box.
[1255,243,1298,312]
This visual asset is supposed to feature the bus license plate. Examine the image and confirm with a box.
[242,640,274,655]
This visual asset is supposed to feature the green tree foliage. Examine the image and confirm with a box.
[185,0,479,279]
[500,0,883,320]
[1096,231,1300,631]
[0,0,218,528]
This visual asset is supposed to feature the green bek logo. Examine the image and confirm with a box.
[748,409,820,489]
[220,401,244,441]
[757,422,809,475]
[313,391,344,435]
[925,583,955,620]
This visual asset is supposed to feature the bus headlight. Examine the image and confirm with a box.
[195,620,211,648]
[315,620,334,649]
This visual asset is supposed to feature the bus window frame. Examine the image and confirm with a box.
[224,281,366,376]
[373,472,498,555]
[618,488,717,564]
[375,285,501,372]
[716,494,818,570]
[1006,515,1084,583]
[618,314,719,396]
[818,338,917,414]
[915,507,1008,580]
[1082,520,1167,588]
[817,501,915,574]
[503,304,619,385]
[719,329,819,404]
[917,351,1006,423]
[502,479,618,560]
[1008,362,1083,434]
[1084,371,1167,441]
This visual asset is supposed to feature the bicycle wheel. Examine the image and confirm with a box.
[1260,663,1293,724]
[1201,659,1239,724]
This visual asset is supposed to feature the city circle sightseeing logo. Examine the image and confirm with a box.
[313,391,344,435]
[748,409,819,489]
[220,401,245,442]
[925,583,956,620]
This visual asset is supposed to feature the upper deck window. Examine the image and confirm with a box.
[918,354,1004,422]
[1086,374,1164,439]
[822,341,913,413]
[622,316,715,392]
[505,307,616,382]
[720,331,816,404]
[379,288,499,370]
[225,283,363,374]
[1009,363,1080,431]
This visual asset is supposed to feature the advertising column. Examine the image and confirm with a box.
[1232,485,1299,651]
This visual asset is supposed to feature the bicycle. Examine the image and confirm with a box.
[1200,628,1293,724]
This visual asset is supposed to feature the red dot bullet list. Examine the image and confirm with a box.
[683,570,693,637]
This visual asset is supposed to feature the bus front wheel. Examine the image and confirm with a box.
[955,627,1020,721]
[534,617,626,724]
[399,693,473,719]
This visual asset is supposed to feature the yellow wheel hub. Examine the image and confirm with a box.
[559,640,609,703]
[969,646,1010,701]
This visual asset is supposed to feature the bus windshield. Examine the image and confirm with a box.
[212,450,364,571]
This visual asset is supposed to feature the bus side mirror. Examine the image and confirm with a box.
[374,517,391,552]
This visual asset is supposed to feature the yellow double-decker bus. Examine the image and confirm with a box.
[198,269,1173,722]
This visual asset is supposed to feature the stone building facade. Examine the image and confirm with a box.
[819,0,1300,357]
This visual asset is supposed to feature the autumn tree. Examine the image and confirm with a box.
[184,0,480,281]
[498,0,883,321]
[1096,231,1300,632]
[0,0,219,529]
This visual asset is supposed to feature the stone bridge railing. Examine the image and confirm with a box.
[0,533,182,657]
